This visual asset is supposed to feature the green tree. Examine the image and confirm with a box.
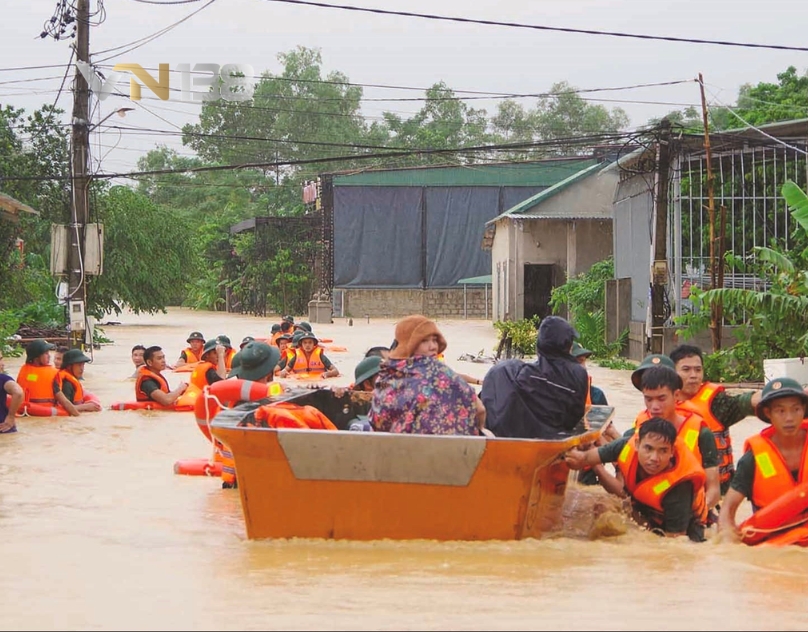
[86,185,195,316]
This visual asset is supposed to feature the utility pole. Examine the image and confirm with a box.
[68,0,90,350]
[698,72,722,352]
[649,118,672,354]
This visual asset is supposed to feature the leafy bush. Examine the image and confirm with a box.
[493,316,539,358]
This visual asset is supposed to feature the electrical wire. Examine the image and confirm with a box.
[261,0,808,52]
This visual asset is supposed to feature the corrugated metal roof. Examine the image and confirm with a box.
[485,162,609,225]
[0,192,38,220]
[331,158,598,187]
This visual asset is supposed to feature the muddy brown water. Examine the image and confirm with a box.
[1,308,805,630]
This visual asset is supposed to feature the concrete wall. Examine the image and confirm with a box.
[613,173,654,324]
[490,218,614,321]
[340,287,493,319]
[626,320,741,361]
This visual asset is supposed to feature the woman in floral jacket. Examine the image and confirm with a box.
[370,315,486,435]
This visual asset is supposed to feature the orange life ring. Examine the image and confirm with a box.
[173,458,223,477]
[172,362,199,373]
[11,392,102,417]
[323,345,348,353]
[193,379,281,442]
[110,384,200,412]
[740,480,808,545]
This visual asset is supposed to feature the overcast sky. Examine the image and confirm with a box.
[3,0,808,176]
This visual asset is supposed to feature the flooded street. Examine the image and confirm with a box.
[1,307,806,630]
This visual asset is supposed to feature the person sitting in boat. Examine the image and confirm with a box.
[240,336,254,350]
[189,339,228,390]
[565,416,709,542]
[294,321,313,335]
[215,335,237,371]
[53,349,102,416]
[129,344,146,379]
[352,356,382,392]
[16,338,58,408]
[279,332,339,378]
[136,346,188,406]
[0,350,24,434]
[175,331,205,368]
[53,345,69,370]
[718,377,808,545]
[365,346,390,359]
[628,364,721,513]
[370,315,485,435]
[571,342,608,406]
[479,316,588,438]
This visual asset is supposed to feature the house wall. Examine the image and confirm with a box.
[613,173,654,324]
[490,169,617,321]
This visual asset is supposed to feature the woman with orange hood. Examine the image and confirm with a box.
[370,315,485,435]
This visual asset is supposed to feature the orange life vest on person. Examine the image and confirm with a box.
[55,370,85,404]
[224,348,236,371]
[189,361,216,390]
[135,365,170,402]
[292,347,326,374]
[616,435,708,528]
[744,420,808,511]
[181,347,201,364]
[680,383,734,486]
[270,331,283,347]
[17,364,58,404]
[634,408,706,464]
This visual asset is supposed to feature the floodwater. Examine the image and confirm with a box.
[1,307,806,631]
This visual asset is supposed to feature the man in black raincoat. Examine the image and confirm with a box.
[480,316,589,439]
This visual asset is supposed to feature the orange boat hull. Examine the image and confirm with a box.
[210,398,612,541]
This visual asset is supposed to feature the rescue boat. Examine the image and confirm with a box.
[209,388,613,542]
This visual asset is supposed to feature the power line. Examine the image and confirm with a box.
[0,130,643,181]
[262,0,808,53]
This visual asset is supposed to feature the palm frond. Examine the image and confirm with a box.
[752,246,795,274]
[700,287,808,320]
[782,180,808,231]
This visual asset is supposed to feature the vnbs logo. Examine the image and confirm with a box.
[76,61,255,103]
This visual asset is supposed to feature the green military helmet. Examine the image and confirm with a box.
[60,348,92,369]
[354,355,383,387]
[631,353,676,391]
[756,376,808,423]
[202,338,219,357]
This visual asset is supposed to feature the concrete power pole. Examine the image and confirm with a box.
[68,0,90,350]
[649,119,672,355]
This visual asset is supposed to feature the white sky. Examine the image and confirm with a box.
[3,0,808,176]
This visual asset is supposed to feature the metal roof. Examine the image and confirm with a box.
[330,157,598,187]
[0,192,38,222]
[456,274,492,285]
[485,161,610,225]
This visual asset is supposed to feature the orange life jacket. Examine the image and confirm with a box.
[616,435,708,528]
[55,370,85,404]
[680,383,734,485]
[224,348,236,371]
[181,347,201,364]
[586,375,592,408]
[251,402,338,430]
[634,408,706,464]
[135,365,170,402]
[17,364,58,404]
[437,353,445,363]
[270,331,282,347]
[744,420,808,511]
[292,347,325,374]
[189,361,216,391]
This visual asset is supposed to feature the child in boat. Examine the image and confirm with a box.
[718,376,808,545]
[565,416,709,542]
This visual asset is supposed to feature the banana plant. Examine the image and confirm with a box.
[691,179,808,364]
